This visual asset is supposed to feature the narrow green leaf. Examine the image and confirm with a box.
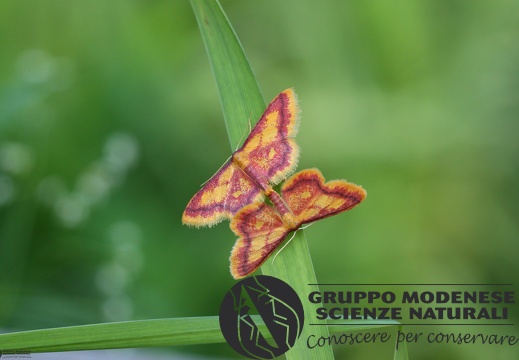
[393,326,410,360]
[191,0,264,150]
[0,316,398,353]
[261,232,336,358]
[191,0,333,358]
[0,317,225,352]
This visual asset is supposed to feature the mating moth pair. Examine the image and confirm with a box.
[182,89,366,278]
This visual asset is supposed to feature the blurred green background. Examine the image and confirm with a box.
[1,0,518,359]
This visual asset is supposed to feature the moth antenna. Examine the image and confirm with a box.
[199,155,232,187]
[271,222,315,264]
[271,231,298,265]
[300,222,315,230]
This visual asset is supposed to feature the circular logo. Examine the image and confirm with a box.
[219,275,304,359]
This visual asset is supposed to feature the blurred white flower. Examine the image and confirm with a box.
[54,193,89,228]
[0,142,33,175]
[103,132,140,173]
[17,49,56,84]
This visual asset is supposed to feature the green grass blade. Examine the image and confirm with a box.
[191,1,334,358]
[393,326,410,360]
[191,0,264,150]
[0,317,397,353]
[0,317,224,352]
[261,232,335,358]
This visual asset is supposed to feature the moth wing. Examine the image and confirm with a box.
[182,162,264,227]
[230,202,289,279]
[281,168,367,224]
[234,88,300,189]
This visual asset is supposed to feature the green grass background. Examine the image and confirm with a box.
[0,1,518,359]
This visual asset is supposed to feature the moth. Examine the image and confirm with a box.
[230,168,366,278]
[182,89,300,227]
